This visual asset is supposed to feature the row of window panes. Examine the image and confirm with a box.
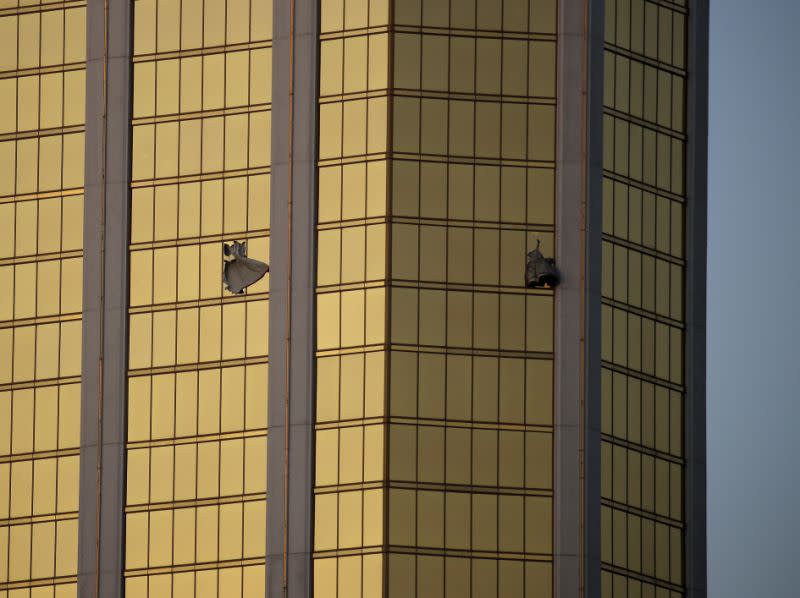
[0,259,82,320]
[127,365,267,442]
[130,176,270,244]
[602,178,684,259]
[319,33,388,96]
[601,441,682,521]
[391,161,554,224]
[0,71,85,134]
[316,351,385,421]
[314,553,552,598]
[601,368,682,458]
[319,97,388,159]
[129,240,269,305]
[0,385,80,455]
[392,225,553,285]
[314,488,383,550]
[320,161,556,226]
[601,304,683,385]
[318,224,386,285]
[132,49,271,118]
[321,161,557,227]
[602,241,683,321]
[393,34,555,98]
[386,489,551,553]
[314,487,551,555]
[0,321,81,384]
[320,0,389,32]
[0,519,77,582]
[387,352,552,424]
[393,0,556,34]
[318,161,387,222]
[0,0,85,8]
[315,424,550,488]
[316,288,385,350]
[125,501,265,569]
[126,437,266,504]
[0,456,78,518]
[316,289,553,352]
[601,505,683,585]
[0,9,85,73]
[125,565,264,598]
[603,115,684,195]
[317,352,552,425]
[389,288,552,352]
[0,196,83,259]
[605,0,686,69]
[601,569,684,598]
[604,50,685,133]
[386,424,551,488]
[130,113,270,182]
[128,301,268,370]
[0,134,84,196]
[392,98,555,162]
[315,423,383,486]
[133,0,272,56]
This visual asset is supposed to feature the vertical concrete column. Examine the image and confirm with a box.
[553,0,586,595]
[685,3,709,598]
[584,1,605,596]
[268,0,319,596]
[78,1,132,597]
[555,1,603,597]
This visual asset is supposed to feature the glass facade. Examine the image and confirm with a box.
[0,1,86,596]
[124,0,272,596]
[600,0,688,596]
[314,0,558,595]
[314,0,389,595]
[0,0,707,596]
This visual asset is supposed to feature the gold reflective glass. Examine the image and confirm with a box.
[315,1,558,594]
[125,0,273,587]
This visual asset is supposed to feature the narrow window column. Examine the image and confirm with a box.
[268,0,320,596]
[78,1,133,597]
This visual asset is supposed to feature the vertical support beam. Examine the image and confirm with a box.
[78,1,132,597]
[554,1,589,596]
[268,0,319,596]
[555,1,603,597]
[584,0,605,596]
[685,2,709,598]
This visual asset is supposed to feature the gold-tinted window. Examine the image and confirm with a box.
[601,0,688,595]
[124,1,271,596]
[314,0,557,596]
[315,1,391,594]
[0,2,86,596]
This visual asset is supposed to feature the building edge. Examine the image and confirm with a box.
[267,0,320,596]
[685,2,709,597]
[77,1,133,597]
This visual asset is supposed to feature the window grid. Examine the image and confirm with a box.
[314,1,391,596]
[124,1,271,596]
[601,0,688,596]
[314,1,558,597]
[0,3,86,597]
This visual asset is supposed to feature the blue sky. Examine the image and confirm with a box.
[708,1,800,595]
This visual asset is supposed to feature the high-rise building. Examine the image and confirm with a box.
[0,0,707,597]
